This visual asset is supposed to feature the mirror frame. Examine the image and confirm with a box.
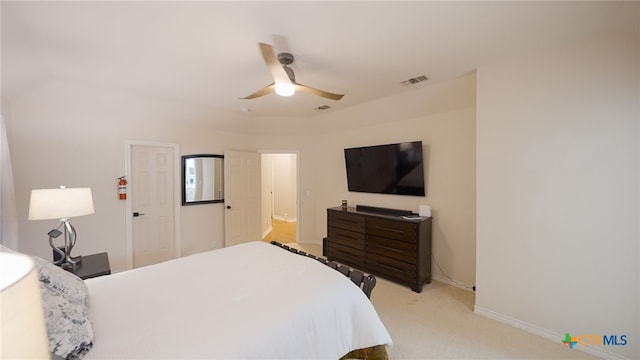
[181,154,224,206]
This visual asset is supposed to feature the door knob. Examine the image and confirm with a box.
[226,205,231,209]
[133,212,145,217]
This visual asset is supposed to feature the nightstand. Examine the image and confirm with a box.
[66,252,111,280]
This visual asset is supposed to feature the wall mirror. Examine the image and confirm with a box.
[181,154,224,205]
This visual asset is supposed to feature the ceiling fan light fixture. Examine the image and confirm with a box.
[242,43,343,101]
[275,82,295,97]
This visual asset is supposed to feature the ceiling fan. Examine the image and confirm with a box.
[241,43,344,101]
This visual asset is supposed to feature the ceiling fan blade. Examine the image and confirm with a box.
[259,43,292,85]
[294,83,344,101]
[240,83,275,99]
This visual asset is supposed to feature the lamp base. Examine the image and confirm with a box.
[60,256,82,272]
[52,246,65,262]
[49,219,83,271]
[52,247,82,271]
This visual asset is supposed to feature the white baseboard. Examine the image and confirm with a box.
[261,226,272,239]
[473,306,631,360]
[272,215,297,222]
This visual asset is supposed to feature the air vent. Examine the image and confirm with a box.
[315,105,332,111]
[401,75,429,86]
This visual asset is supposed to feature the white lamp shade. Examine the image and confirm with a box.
[28,187,94,220]
[0,252,50,358]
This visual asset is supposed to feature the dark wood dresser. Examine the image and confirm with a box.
[325,206,432,292]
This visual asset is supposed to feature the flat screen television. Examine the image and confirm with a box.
[344,141,425,196]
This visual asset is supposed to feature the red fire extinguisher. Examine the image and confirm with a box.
[118,176,127,200]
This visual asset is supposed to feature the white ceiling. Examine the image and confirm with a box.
[2,1,637,134]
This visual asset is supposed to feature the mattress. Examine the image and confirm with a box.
[84,241,392,359]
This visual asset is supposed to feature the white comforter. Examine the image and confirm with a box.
[84,241,392,359]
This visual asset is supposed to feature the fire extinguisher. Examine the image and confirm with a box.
[118,176,127,200]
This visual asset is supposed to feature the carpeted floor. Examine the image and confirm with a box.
[292,243,595,359]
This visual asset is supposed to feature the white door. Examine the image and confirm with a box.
[131,145,176,267]
[224,151,261,247]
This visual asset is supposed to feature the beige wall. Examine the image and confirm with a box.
[476,34,638,359]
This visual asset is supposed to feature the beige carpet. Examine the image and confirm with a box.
[293,243,595,359]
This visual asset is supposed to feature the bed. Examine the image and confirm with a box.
[26,241,392,359]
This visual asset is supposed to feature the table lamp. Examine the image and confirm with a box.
[28,186,94,271]
[0,252,50,358]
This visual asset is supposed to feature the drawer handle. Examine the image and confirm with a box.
[377,262,404,273]
[374,244,405,254]
[333,234,359,241]
[375,226,405,234]
[338,219,360,225]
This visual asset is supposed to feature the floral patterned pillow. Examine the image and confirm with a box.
[33,256,90,306]
[33,256,93,359]
[39,284,93,359]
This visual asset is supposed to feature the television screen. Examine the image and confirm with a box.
[344,141,425,196]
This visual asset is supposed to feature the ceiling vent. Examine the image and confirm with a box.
[401,75,428,86]
[315,105,332,111]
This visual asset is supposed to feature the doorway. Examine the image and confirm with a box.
[261,153,298,244]
[125,141,181,269]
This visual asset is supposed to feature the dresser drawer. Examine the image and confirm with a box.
[328,227,365,250]
[366,217,417,243]
[367,235,416,263]
[326,242,365,268]
[366,253,416,283]
[328,210,365,233]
